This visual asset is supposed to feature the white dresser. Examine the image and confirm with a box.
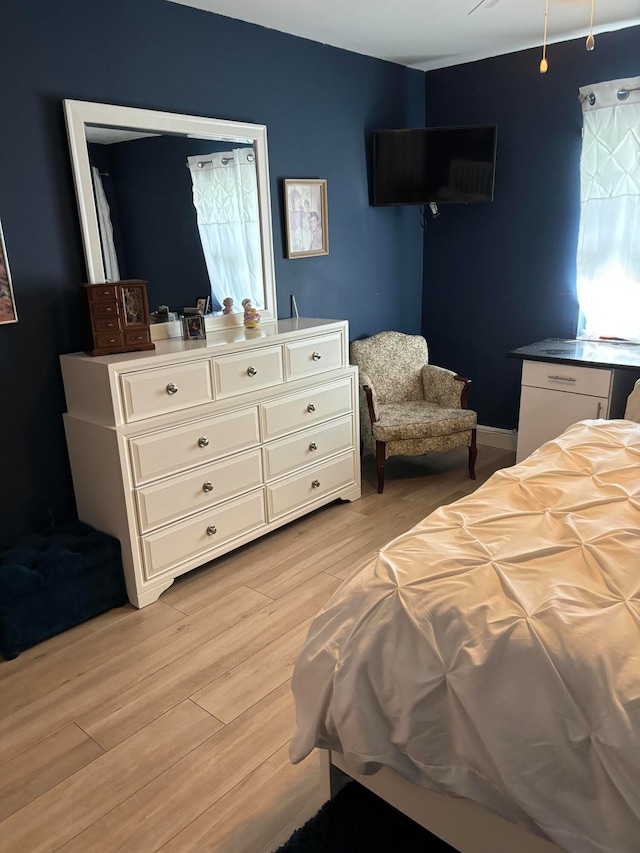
[60,318,361,607]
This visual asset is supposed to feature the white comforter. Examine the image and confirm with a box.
[290,420,640,853]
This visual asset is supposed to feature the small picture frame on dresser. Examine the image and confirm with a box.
[182,314,207,341]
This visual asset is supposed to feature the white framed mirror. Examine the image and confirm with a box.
[64,99,277,339]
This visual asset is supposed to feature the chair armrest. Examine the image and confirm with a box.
[358,370,379,423]
[422,364,471,409]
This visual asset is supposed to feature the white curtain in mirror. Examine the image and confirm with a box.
[91,166,120,282]
[188,149,263,310]
[576,77,640,341]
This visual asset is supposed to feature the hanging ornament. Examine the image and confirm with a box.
[586,0,596,51]
[540,0,550,73]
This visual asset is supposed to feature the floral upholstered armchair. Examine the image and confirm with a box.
[350,331,477,493]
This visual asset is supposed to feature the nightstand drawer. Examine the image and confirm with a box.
[522,360,611,397]
[213,346,284,399]
[129,406,260,483]
[142,489,266,579]
[120,360,214,422]
[285,332,344,380]
[136,448,263,531]
[266,451,356,520]
[263,415,353,480]
[261,377,353,440]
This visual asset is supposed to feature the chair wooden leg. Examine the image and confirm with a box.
[468,429,477,480]
[375,441,386,494]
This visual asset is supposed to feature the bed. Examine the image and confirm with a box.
[290,418,640,853]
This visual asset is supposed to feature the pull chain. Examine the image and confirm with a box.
[540,0,550,73]
[586,0,596,51]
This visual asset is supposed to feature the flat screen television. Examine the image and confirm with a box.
[371,125,497,207]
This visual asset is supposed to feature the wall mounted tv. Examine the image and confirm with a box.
[371,125,497,207]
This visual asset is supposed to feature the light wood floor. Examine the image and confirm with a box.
[0,445,513,853]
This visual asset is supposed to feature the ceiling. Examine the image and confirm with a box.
[167,0,640,72]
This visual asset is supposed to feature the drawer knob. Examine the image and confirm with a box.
[247,366,258,377]
[206,524,217,536]
[312,351,322,361]
[166,383,179,395]
[202,481,214,493]
[311,479,321,489]
[198,436,210,448]
[309,442,318,451]
[307,403,316,413]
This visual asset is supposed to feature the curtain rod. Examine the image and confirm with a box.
[579,84,640,104]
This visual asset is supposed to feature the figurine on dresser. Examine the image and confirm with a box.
[242,298,261,329]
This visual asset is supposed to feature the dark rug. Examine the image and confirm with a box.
[276,781,459,852]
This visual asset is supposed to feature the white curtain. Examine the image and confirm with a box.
[91,167,120,282]
[576,77,640,341]
[188,149,263,310]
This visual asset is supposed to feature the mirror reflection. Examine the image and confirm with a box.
[87,129,263,316]
[64,100,278,337]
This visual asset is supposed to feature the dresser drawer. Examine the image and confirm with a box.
[522,360,611,397]
[142,489,266,579]
[213,346,284,399]
[94,331,123,349]
[90,300,120,319]
[266,451,356,520]
[285,332,344,381]
[261,377,353,440]
[94,318,120,333]
[136,448,263,532]
[129,406,260,483]
[263,415,354,481]
[120,360,214,422]
[124,330,151,346]
[88,285,118,301]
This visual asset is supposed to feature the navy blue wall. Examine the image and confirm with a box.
[0,0,423,540]
[3,0,636,539]
[422,26,640,429]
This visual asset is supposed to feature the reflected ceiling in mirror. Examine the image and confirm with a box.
[64,100,277,338]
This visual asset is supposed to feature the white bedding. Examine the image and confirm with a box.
[290,420,640,853]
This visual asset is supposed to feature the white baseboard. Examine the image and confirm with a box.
[477,425,517,451]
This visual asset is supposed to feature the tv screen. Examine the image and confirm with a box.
[371,125,497,206]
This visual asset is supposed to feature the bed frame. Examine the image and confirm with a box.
[321,750,564,853]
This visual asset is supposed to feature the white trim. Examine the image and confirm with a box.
[477,424,517,451]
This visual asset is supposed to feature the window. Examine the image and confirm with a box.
[576,77,640,341]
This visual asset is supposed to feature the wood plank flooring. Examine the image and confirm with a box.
[0,446,513,852]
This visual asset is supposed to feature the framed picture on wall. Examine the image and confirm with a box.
[284,179,329,259]
[0,219,17,325]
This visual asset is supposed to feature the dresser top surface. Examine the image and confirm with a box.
[509,338,640,371]
[61,318,345,369]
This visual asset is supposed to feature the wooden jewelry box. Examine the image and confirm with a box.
[82,280,155,357]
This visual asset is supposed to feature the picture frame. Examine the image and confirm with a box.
[0,219,18,325]
[182,314,207,341]
[196,296,210,314]
[284,179,329,259]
